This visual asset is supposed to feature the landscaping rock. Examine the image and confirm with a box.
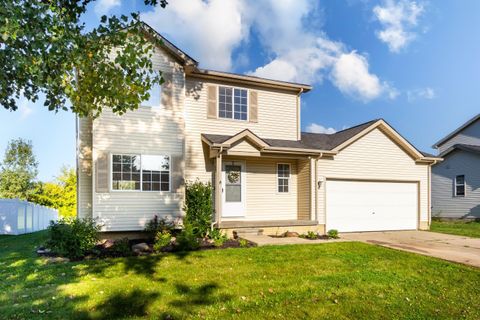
[132,242,151,253]
[284,231,299,238]
[100,239,115,249]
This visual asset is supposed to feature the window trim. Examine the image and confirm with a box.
[217,85,249,121]
[454,174,466,197]
[110,153,171,193]
[276,163,291,194]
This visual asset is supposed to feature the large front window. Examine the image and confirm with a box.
[218,86,248,120]
[112,154,170,191]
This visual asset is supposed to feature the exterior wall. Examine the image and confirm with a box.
[297,159,310,220]
[77,117,93,219]
[437,120,480,154]
[432,150,480,218]
[221,157,298,221]
[184,76,299,182]
[317,128,431,228]
[90,47,186,231]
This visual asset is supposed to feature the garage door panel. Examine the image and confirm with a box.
[326,180,417,232]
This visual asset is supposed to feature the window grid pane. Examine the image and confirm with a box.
[234,88,248,120]
[219,87,233,119]
[277,164,290,193]
[112,155,141,190]
[141,155,170,192]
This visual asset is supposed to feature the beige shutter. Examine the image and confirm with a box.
[170,155,184,193]
[207,85,217,119]
[249,90,258,123]
[161,72,173,110]
[95,152,109,193]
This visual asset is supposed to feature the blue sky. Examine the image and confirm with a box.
[1,0,479,181]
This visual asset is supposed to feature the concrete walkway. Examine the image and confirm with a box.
[240,234,347,246]
[341,231,480,268]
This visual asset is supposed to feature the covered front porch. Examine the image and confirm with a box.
[201,129,336,234]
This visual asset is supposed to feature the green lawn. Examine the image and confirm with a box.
[1,232,479,319]
[431,220,480,238]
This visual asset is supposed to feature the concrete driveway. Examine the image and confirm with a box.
[341,231,480,268]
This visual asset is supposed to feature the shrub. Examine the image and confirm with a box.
[183,180,213,238]
[327,229,339,239]
[238,238,249,248]
[153,230,172,252]
[176,224,200,251]
[46,218,100,260]
[208,228,228,247]
[112,238,131,256]
[144,215,174,239]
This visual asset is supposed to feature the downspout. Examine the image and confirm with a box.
[315,153,323,223]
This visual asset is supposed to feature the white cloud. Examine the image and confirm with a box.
[373,0,425,52]
[407,87,435,101]
[94,0,121,16]
[18,98,33,120]
[305,123,337,134]
[143,0,395,101]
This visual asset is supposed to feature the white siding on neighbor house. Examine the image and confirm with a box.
[77,117,93,219]
[437,120,480,154]
[91,46,186,231]
[432,150,480,218]
[317,128,430,225]
[221,157,298,221]
[184,77,299,183]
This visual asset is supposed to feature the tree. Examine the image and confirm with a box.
[29,166,77,218]
[0,138,38,200]
[1,0,167,118]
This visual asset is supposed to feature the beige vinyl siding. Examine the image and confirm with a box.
[297,159,310,220]
[91,46,186,231]
[222,157,297,221]
[317,128,430,225]
[77,117,93,219]
[184,77,299,182]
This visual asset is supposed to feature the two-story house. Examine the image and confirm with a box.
[76,23,440,235]
[432,114,480,219]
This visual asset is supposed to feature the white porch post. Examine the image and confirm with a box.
[309,157,317,221]
[215,153,223,226]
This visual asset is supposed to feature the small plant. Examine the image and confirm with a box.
[175,224,200,251]
[144,215,174,239]
[46,218,100,260]
[184,180,213,238]
[112,238,131,256]
[327,229,339,239]
[153,230,173,252]
[302,231,318,240]
[208,228,228,247]
[238,238,249,248]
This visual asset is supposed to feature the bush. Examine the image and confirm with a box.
[327,229,339,239]
[153,230,172,252]
[46,218,100,260]
[176,224,200,251]
[238,238,249,248]
[184,180,213,238]
[144,215,174,239]
[303,231,318,240]
[208,228,228,247]
[112,238,131,256]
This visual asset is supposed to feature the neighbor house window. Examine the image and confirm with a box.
[277,163,290,193]
[218,86,248,120]
[112,154,170,191]
[142,71,161,107]
[455,175,465,197]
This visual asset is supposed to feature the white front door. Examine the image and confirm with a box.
[326,180,418,232]
[222,161,246,217]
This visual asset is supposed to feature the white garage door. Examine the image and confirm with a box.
[326,180,418,232]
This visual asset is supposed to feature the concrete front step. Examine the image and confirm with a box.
[233,228,264,236]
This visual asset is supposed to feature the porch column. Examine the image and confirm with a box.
[215,153,223,226]
[309,157,317,221]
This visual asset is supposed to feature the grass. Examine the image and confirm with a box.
[431,219,480,238]
[0,232,479,319]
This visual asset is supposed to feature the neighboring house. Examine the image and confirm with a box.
[76,23,441,235]
[432,114,480,219]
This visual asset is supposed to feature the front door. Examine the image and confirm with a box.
[222,161,246,217]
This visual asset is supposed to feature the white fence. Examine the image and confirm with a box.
[0,199,58,235]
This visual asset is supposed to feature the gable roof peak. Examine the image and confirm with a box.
[433,113,480,148]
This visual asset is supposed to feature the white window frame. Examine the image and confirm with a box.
[140,70,162,108]
[110,153,171,193]
[277,163,291,194]
[217,85,249,121]
[454,174,466,197]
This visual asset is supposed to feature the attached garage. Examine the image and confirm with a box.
[326,180,418,232]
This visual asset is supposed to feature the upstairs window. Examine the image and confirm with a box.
[219,86,248,120]
[454,175,465,197]
[277,163,290,193]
